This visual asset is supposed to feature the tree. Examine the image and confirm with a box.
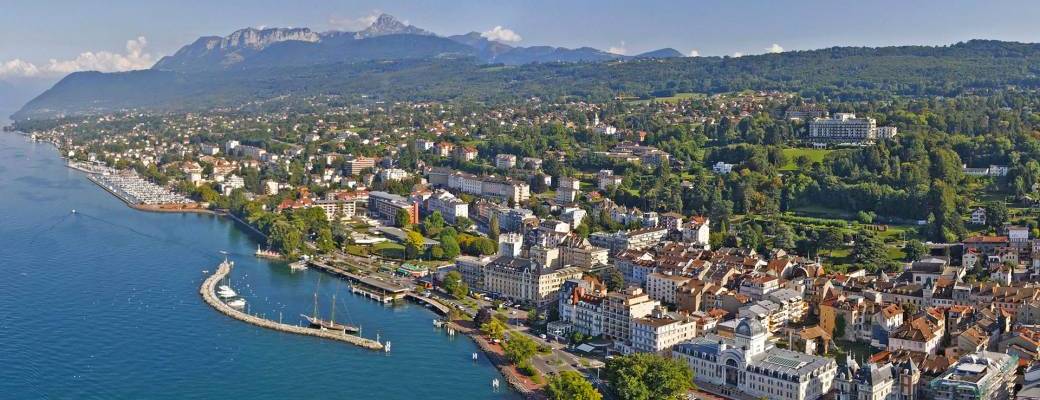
[599,267,625,292]
[985,201,1009,228]
[395,208,413,228]
[423,211,446,237]
[852,233,888,272]
[546,371,602,400]
[316,227,336,254]
[834,314,847,339]
[772,222,797,250]
[489,214,500,240]
[903,239,928,261]
[442,271,469,299]
[404,230,425,259]
[454,216,474,231]
[503,334,538,364]
[440,233,461,259]
[269,220,303,257]
[605,353,693,400]
[480,317,507,340]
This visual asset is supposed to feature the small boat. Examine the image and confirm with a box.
[384,341,391,353]
[289,261,308,271]
[433,319,444,328]
[228,299,246,308]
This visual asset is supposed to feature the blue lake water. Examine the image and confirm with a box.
[0,132,514,399]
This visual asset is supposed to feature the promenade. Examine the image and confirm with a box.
[199,260,384,351]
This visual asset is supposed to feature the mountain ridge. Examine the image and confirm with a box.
[151,13,682,72]
[16,39,1040,121]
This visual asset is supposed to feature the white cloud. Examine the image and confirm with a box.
[328,11,381,31]
[0,36,154,78]
[732,52,744,58]
[688,49,700,57]
[0,59,41,77]
[481,26,522,43]
[608,41,627,55]
[767,43,784,53]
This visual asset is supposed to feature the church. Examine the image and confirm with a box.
[672,318,838,400]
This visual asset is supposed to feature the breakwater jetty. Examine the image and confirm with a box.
[199,260,384,351]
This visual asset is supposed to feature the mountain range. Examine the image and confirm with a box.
[151,14,680,73]
[12,14,1040,121]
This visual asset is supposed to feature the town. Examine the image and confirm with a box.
[16,86,1040,400]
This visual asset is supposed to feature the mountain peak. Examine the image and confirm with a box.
[355,14,432,39]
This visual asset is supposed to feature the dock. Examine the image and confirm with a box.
[199,260,384,351]
[308,260,409,303]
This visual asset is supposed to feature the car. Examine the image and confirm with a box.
[539,334,547,340]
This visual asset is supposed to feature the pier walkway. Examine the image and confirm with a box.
[199,260,384,351]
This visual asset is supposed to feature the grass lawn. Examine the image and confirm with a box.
[625,92,705,105]
[780,148,834,171]
[371,242,405,259]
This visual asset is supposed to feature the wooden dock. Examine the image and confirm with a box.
[199,260,384,351]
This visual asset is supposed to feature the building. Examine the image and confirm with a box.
[631,307,698,354]
[313,199,356,221]
[557,279,606,337]
[833,356,922,400]
[927,352,1017,400]
[603,287,659,342]
[556,176,581,203]
[713,161,735,174]
[495,153,517,169]
[785,105,829,121]
[427,168,531,203]
[589,227,669,254]
[558,235,609,268]
[877,126,899,140]
[972,207,987,225]
[645,273,691,305]
[367,191,418,225]
[377,168,410,181]
[455,255,492,291]
[597,169,623,190]
[682,216,711,247]
[345,156,376,176]
[426,189,468,224]
[809,113,884,144]
[482,256,583,305]
[672,318,837,400]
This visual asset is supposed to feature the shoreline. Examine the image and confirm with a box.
[200,260,385,351]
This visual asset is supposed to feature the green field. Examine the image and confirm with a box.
[781,148,834,170]
[625,92,705,105]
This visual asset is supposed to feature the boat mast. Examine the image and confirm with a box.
[331,293,336,325]
[313,293,318,320]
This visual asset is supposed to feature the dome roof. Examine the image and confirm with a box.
[735,318,765,337]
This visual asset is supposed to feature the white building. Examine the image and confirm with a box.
[495,153,517,169]
[557,176,581,203]
[631,307,698,354]
[713,161,735,174]
[673,318,837,400]
[426,189,468,224]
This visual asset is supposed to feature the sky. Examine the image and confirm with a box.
[1,0,1040,81]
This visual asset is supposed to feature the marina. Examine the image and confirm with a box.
[199,259,383,350]
[0,133,516,399]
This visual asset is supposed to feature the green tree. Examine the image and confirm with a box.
[834,314,847,338]
[503,334,538,364]
[903,239,928,261]
[985,202,1009,228]
[489,214,500,240]
[269,220,303,257]
[605,353,694,400]
[546,371,602,400]
[395,208,413,228]
[480,317,507,340]
[440,232,461,259]
[442,271,469,299]
[404,230,425,259]
[852,233,888,272]
[423,211,446,237]
[316,227,336,254]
